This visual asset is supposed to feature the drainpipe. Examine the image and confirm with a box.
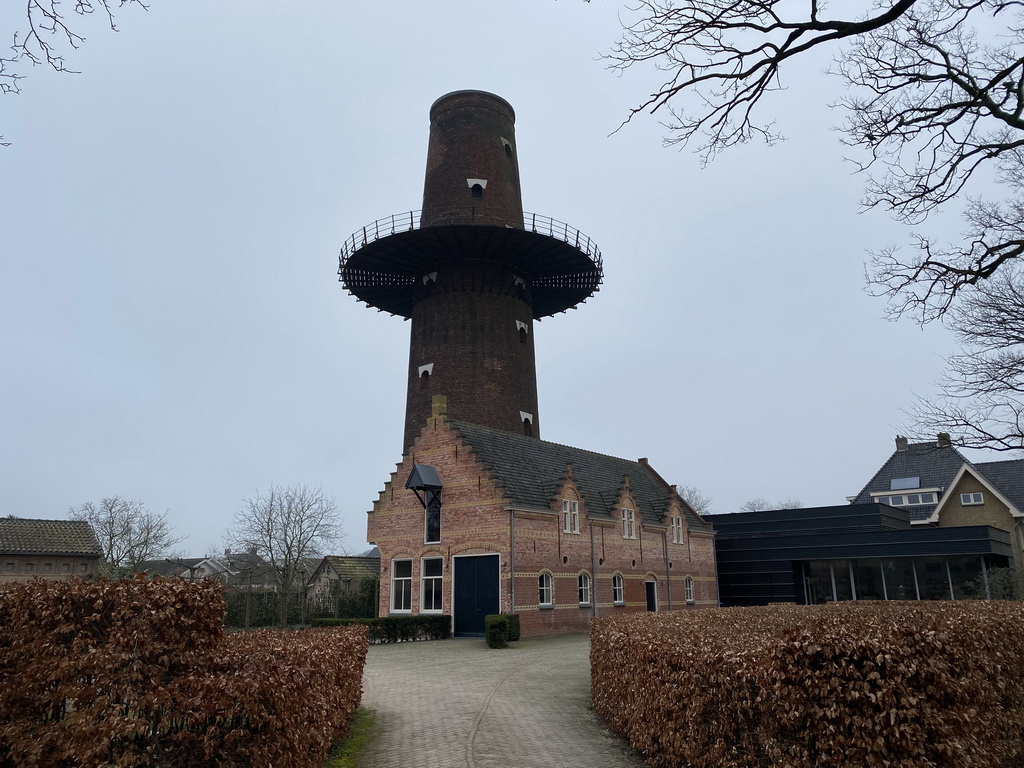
[590,518,598,619]
[664,529,672,610]
[509,508,516,614]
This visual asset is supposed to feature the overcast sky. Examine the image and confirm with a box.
[1,1,993,554]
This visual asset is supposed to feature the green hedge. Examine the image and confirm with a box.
[484,614,509,648]
[311,615,450,643]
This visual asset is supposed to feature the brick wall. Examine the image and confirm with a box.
[367,413,719,637]
[0,555,99,583]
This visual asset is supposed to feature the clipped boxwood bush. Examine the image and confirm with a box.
[484,614,508,648]
[506,613,521,641]
[311,615,450,643]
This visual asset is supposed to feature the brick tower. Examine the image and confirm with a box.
[339,91,603,451]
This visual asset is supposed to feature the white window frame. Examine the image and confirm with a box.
[562,499,580,534]
[391,559,413,614]
[685,576,694,603]
[420,557,443,613]
[874,491,938,507]
[612,573,624,605]
[671,516,684,544]
[961,492,984,505]
[539,572,553,606]
[578,572,592,605]
[622,508,636,539]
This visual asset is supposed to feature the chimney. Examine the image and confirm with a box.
[937,433,952,447]
[895,436,909,452]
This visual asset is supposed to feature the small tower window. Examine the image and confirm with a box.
[520,411,534,437]
[420,370,430,390]
[471,183,483,199]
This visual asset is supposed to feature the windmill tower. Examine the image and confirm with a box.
[339,91,603,451]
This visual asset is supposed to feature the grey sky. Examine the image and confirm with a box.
[1,1,979,554]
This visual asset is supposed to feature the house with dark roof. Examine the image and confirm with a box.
[367,397,717,637]
[851,434,1024,567]
[306,555,380,618]
[0,518,104,583]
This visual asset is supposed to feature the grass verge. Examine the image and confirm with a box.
[322,707,376,768]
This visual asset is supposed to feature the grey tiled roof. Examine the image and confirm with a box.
[973,459,1024,511]
[852,441,968,521]
[0,518,103,556]
[321,555,379,582]
[446,419,710,530]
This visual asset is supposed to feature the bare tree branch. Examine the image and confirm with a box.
[226,484,344,628]
[909,264,1024,449]
[1,0,150,145]
[68,495,182,573]
[608,0,1024,320]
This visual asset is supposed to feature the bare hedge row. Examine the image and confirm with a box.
[591,602,1024,768]
[0,577,368,768]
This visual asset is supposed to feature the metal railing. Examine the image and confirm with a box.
[338,208,603,273]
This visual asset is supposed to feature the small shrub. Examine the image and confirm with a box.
[506,613,521,641]
[484,614,509,648]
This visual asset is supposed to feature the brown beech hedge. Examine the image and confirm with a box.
[0,576,368,768]
[591,602,1024,768]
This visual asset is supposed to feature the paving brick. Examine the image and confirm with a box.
[359,634,647,768]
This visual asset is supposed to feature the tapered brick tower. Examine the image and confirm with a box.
[339,91,603,451]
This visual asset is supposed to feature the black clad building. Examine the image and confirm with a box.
[706,504,1012,606]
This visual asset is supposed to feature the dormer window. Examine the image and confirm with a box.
[562,499,580,534]
[622,508,636,539]
[876,492,938,506]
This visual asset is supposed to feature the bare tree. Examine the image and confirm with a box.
[69,496,182,574]
[677,484,714,516]
[739,498,802,513]
[909,264,1024,450]
[606,0,1024,322]
[1,0,150,145]
[226,484,343,628]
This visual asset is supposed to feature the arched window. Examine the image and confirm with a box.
[419,370,430,390]
[539,572,553,605]
[471,183,483,199]
[685,576,695,603]
[578,572,592,605]
[523,418,532,437]
[612,573,624,604]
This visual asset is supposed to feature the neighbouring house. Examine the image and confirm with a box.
[306,554,380,617]
[340,91,718,637]
[367,398,717,637]
[0,518,104,583]
[850,434,1024,567]
[140,550,277,590]
[708,503,1012,606]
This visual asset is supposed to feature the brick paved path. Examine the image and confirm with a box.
[359,633,647,768]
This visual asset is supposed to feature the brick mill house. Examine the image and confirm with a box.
[339,91,717,637]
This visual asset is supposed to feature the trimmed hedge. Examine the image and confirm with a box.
[591,602,1024,768]
[0,576,368,768]
[484,614,509,648]
[311,614,451,643]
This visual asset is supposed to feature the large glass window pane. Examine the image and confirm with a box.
[948,555,985,599]
[882,558,918,600]
[806,561,835,603]
[916,557,951,600]
[832,560,854,601]
[852,559,885,600]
